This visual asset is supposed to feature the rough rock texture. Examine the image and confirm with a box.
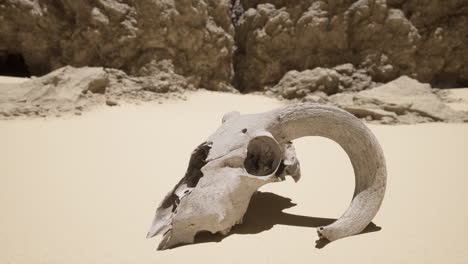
[0,64,191,118]
[268,63,374,99]
[1,0,467,123]
[2,0,467,92]
[438,88,468,112]
[0,0,234,90]
[330,76,468,124]
[267,75,468,124]
[235,0,468,91]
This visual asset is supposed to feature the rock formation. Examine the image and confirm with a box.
[0,62,191,118]
[0,0,234,90]
[268,74,468,124]
[329,76,468,124]
[267,64,374,99]
[235,0,468,91]
[2,0,467,91]
[1,0,467,122]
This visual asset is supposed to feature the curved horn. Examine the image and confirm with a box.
[267,103,386,241]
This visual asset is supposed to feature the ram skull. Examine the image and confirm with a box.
[147,103,386,250]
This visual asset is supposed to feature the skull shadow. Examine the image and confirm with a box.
[194,191,381,249]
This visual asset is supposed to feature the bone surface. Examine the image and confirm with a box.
[148,103,386,249]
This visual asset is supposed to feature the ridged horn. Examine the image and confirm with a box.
[267,103,387,241]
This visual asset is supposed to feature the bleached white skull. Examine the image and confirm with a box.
[147,103,386,250]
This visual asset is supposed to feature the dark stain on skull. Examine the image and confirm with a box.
[161,141,212,210]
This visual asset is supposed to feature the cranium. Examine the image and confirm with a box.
[147,103,386,250]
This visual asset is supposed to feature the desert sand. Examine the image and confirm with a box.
[1,88,468,263]
[0,76,29,84]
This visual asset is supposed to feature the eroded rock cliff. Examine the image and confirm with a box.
[235,0,468,91]
[2,0,467,92]
[1,0,467,122]
[0,0,234,90]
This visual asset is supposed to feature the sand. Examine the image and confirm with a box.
[1,89,468,263]
[0,76,29,84]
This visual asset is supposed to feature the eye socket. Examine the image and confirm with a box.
[160,141,211,210]
[244,136,281,176]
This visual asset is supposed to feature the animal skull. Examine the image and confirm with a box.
[147,103,386,250]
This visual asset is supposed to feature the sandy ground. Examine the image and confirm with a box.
[1,85,468,263]
[0,76,30,84]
